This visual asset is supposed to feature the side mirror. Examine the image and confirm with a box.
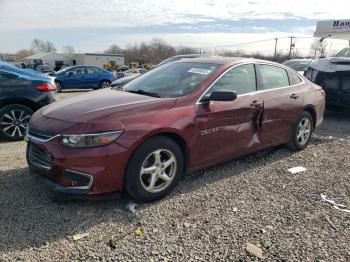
[68,72,74,76]
[203,90,237,103]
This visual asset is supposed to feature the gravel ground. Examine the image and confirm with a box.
[0,91,350,261]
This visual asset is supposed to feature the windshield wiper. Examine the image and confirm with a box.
[127,90,160,98]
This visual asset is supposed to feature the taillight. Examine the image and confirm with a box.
[320,89,326,97]
[36,83,56,92]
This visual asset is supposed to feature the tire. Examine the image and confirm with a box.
[287,111,313,151]
[124,136,184,202]
[0,104,33,141]
[55,81,63,93]
[100,80,111,89]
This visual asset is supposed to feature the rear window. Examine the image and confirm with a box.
[259,64,289,90]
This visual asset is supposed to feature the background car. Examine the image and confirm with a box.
[0,61,57,140]
[335,47,350,58]
[53,66,117,92]
[26,57,325,202]
[157,54,210,67]
[305,57,350,111]
[118,68,147,78]
[282,59,313,75]
[36,64,54,75]
[111,74,140,90]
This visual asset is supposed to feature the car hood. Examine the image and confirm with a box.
[41,89,176,124]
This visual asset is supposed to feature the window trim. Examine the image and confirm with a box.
[197,62,257,104]
[197,62,305,104]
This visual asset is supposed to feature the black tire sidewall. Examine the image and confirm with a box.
[125,136,184,202]
[0,104,33,141]
[289,111,313,151]
[100,80,110,89]
[55,81,63,92]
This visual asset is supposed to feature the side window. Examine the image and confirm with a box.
[287,71,302,85]
[211,64,256,95]
[87,67,101,74]
[259,64,289,90]
[67,67,85,75]
[0,71,18,81]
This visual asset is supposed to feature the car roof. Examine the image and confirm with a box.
[176,56,280,66]
[172,54,209,58]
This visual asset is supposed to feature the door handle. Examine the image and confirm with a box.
[290,93,300,99]
[250,100,263,107]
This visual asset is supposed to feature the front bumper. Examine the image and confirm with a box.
[26,134,129,196]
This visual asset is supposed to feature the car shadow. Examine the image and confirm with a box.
[0,143,301,253]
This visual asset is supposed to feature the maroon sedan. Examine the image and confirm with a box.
[26,58,325,202]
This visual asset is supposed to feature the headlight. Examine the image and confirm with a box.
[60,131,123,148]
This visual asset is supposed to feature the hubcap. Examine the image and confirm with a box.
[140,149,177,193]
[296,118,312,145]
[0,109,31,138]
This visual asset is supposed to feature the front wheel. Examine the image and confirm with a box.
[124,136,184,202]
[0,104,33,141]
[287,111,313,151]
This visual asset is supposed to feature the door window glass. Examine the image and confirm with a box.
[87,67,101,74]
[287,71,302,85]
[259,65,289,90]
[210,64,256,95]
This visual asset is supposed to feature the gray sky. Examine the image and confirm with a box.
[0,0,349,54]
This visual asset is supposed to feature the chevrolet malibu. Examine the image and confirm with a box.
[26,58,325,202]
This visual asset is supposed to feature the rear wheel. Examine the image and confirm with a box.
[100,80,111,89]
[124,136,184,202]
[287,111,313,151]
[0,104,33,141]
[55,81,63,93]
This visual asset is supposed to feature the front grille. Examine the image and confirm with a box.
[27,128,55,142]
[28,144,54,170]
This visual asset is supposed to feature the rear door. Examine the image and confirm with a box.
[256,64,304,146]
[193,63,264,167]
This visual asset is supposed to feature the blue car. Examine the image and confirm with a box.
[53,66,117,92]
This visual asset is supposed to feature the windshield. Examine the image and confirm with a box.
[123,62,221,98]
[335,48,350,58]
[283,60,311,71]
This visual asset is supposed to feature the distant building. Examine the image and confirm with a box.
[74,53,125,68]
[25,52,71,67]
[24,52,125,68]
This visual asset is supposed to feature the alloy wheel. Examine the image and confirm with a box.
[296,118,312,145]
[140,149,177,193]
[0,109,31,138]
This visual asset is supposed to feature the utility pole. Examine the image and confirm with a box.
[288,36,295,60]
[274,38,278,62]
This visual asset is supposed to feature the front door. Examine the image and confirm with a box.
[84,67,102,88]
[61,67,88,88]
[256,64,304,146]
[192,64,264,167]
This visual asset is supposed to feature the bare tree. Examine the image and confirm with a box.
[30,38,56,53]
[62,45,75,57]
[218,49,246,57]
[104,44,123,54]
[176,46,200,55]
[16,49,34,61]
